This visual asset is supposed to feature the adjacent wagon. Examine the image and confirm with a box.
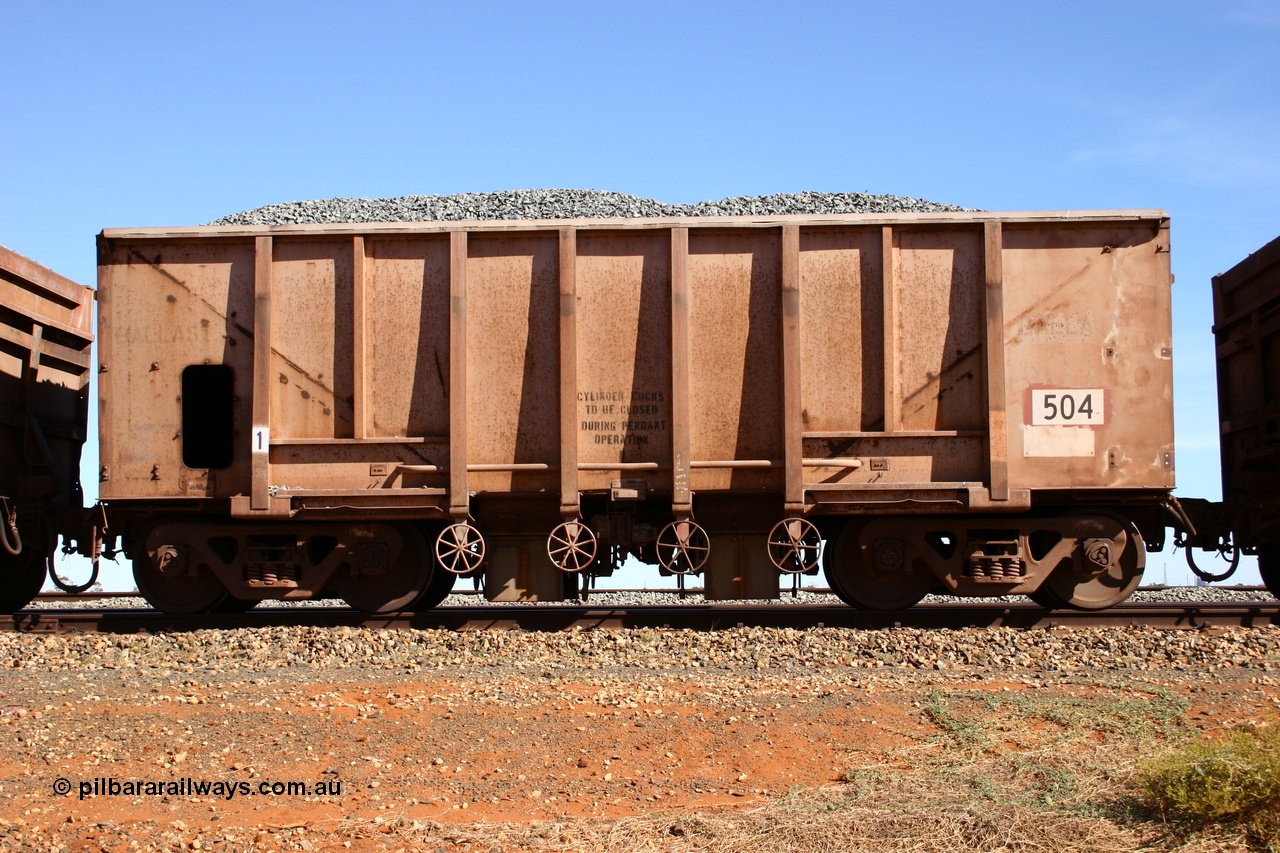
[0,245,95,610]
[1202,235,1280,595]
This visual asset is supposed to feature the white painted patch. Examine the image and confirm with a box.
[1023,425,1095,457]
[1030,388,1105,426]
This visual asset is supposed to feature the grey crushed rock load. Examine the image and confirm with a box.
[209,189,971,226]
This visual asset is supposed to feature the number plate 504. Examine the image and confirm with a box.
[1030,389,1105,426]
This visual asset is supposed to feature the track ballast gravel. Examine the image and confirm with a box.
[209,189,970,226]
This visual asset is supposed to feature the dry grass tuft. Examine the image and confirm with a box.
[335,786,1149,853]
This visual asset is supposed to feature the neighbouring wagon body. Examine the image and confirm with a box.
[1203,235,1280,596]
[0,245,95,610]
[97,210,1176,613]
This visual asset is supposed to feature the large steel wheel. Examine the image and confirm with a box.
[206,594,259,614]
[332,525,431,613]
[1042,521,1144,611]
[1027,586,1066,609]
[823,522,933,610]
[412,558,458,610]
[0,547,48,613]
[134,530,228,615]
[1259,545,1280,600]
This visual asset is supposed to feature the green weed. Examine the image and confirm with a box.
[1141,718,1280,851]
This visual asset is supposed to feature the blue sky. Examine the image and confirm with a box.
[4,1,1277,589]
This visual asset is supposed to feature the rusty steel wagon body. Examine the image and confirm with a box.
[1193,235,1280,596]
[96,210,1176,613]
[0,245,95,610]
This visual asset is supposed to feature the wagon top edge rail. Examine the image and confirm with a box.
[99,209,1171,240]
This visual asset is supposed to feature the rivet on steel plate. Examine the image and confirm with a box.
[1161,347,1172,357]
[1102,245,1113,253]
[149,362,160,371]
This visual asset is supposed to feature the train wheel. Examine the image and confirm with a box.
[0,548,48,613]
[205,594,259,614]
[823,522,932,610]
[412,560,458,610]
[1027,587,1065,609]
[134,531,228,614]
[1042,521,1144,611]
[332,526,431,613]
[1259,546,1280,600]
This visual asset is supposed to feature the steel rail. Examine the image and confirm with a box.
[6,601,1278,635]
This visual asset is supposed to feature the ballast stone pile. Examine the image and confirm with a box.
[209,189,970,226]
[4,623,1278,677]
[26,585,1271,611]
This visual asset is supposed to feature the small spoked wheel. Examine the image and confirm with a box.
[822,522,932,610]
[767,518,822,574]
[436,522,486,575]
[547,521,597,573]
[656,520,710,575]
[1042,519,1144,610]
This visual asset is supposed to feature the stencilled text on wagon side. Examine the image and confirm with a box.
[579,390,667,446]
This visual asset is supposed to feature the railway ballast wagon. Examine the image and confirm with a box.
[97,211,1176,613]
[0,245,96,611]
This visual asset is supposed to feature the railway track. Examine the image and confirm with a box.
[7,600,1278,634]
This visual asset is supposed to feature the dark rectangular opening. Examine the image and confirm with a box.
[182,364,234,469]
